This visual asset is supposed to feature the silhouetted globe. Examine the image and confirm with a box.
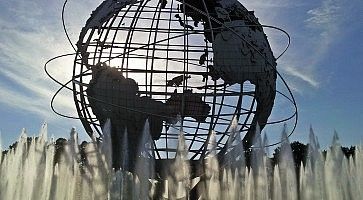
[72,0,277,161]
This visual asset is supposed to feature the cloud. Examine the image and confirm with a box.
[304,0,344,64]
[0,81,50,118]
[241,0,304,10]
[272,0,345,92]
[281,65,319,88]
[0,0,94,122]
[305,0,341,28]
[0,0,103,146]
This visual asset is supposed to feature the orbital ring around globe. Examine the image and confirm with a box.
[45,0,298,160]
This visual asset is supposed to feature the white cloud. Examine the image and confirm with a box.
[304,0,344,66]
[261,0,345,92]
[0,81,50,118]
[281,65,319,88]
[0,0,99,123]
[305,0,341,28]
[0,0,103,146]
[240,0,304,10]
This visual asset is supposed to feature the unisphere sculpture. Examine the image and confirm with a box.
[46,0,297,174]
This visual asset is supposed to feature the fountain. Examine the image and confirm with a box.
[40,1,302,198]
[2,0,360,199]
[0,122,362,199]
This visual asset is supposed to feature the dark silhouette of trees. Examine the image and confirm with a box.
[271,142,356,170]
[341,146,356,159]
[272,141,308,169]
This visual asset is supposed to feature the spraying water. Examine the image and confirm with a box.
[0,122,362,199]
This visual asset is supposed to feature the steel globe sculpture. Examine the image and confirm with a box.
[46,0,297,173]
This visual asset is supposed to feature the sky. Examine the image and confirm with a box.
[0,0,362,149]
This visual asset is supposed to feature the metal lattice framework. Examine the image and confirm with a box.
[45,0,298,164]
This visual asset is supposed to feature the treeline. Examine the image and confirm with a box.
[270,141,356,167]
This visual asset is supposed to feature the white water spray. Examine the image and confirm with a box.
[0,122,362,199]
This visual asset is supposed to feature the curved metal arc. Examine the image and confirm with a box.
[44,53,77,88]
[51,79,80,119]
[62,0,77,52]
[44,53,84,119]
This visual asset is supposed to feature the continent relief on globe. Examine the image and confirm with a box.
[179,0,277,146]
[86,63,210,140]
